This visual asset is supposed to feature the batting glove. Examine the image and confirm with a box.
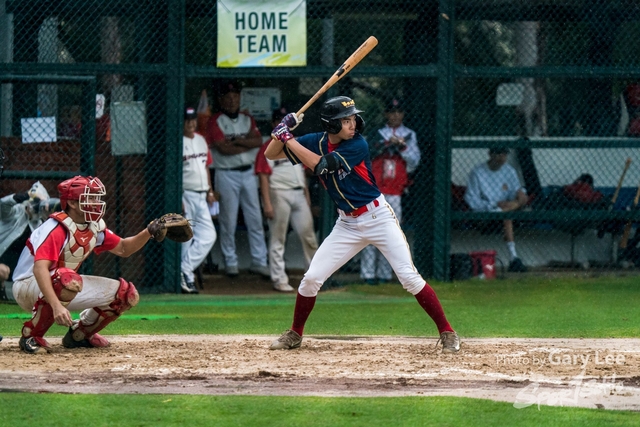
[281,113,304,130]
[272,123,294,144]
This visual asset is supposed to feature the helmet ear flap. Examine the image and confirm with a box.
[321,117,342,134]
[355,114,365,134]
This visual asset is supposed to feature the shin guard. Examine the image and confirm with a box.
[69,278,139,345]
[22,268,83,348]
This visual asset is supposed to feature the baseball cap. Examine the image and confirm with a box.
[385,98,404,112]
[216,80,242,96]
[272,106,288,122]
[184,107,197,120]
[489,146,510,154]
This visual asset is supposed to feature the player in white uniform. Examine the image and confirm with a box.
[265,96,460,353]
[205,80,269,278]
[464,147,529,272]
[12,176,168,354]
[180,107,217,293]
[255,107,318,292]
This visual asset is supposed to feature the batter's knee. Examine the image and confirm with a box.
[50,268,83,306]
[298,275,323,297]
[401,277,428,296]
[110,278,139,314]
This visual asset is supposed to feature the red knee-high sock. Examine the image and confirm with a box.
[291,292,316,336]
[414,283,453,334]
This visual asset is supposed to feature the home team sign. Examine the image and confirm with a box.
[217,0,307,68]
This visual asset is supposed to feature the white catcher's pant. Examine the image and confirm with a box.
[268,188,318,286]
[299,195,426,297]
[13,275,123,327]
[182,190,217,282]
[215,169,268,268]
[360,194,402,280]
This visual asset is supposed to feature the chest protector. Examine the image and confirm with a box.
[50,212,106,271]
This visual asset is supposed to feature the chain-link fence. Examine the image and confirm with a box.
[2,0,640,291]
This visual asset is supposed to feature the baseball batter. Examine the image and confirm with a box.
[12,175,168,354]
[181,107,217,293]
[265,96,460,353]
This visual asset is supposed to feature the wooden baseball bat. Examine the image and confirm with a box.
[609,157,632,210]
[619,180,640,249]
[295,36,378,116]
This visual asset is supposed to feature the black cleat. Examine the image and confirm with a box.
[19,336,50,354]
[508,257,528,273]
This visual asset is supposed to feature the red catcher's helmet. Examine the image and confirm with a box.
[58,176,106,223]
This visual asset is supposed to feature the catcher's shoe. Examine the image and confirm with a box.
[269,329,302,350]
[19,336,51,354]
[62,328,110,348]
[438,331,461,354]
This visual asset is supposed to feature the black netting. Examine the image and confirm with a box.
[2,0,640,289]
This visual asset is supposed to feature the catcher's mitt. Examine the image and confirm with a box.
[148,213,193,243]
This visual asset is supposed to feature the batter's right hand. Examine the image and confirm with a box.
[281,113,304,130]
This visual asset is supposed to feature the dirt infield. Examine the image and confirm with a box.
[0,335,639,411]
[1,272,639,411]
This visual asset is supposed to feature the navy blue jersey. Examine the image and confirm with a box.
[283,132,381,212]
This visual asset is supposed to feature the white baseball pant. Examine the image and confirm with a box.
[268,188,318,286]
[360,193,402,281]
[215,168,268,268]
[181,190,216,282]
[298,195,426,297]
[13,275,123,328]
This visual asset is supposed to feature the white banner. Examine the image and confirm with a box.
[217,0,307,68]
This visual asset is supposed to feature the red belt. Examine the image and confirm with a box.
[346,199,380,217]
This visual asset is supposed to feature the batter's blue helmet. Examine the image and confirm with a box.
[320,96,364,134]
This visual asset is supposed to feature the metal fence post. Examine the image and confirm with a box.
[163,0,185,293]
[429,0,455,281]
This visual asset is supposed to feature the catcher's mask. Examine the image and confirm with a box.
[320,96,365,135]
[58,176,106,223]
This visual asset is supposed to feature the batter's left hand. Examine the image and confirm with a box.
[272,123,294,144]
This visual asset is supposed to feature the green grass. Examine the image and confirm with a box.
[2,275,640,425]
[2,275,637,338]
[1,394,638,427]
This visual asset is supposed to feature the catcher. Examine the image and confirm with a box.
[12,175,192,354]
